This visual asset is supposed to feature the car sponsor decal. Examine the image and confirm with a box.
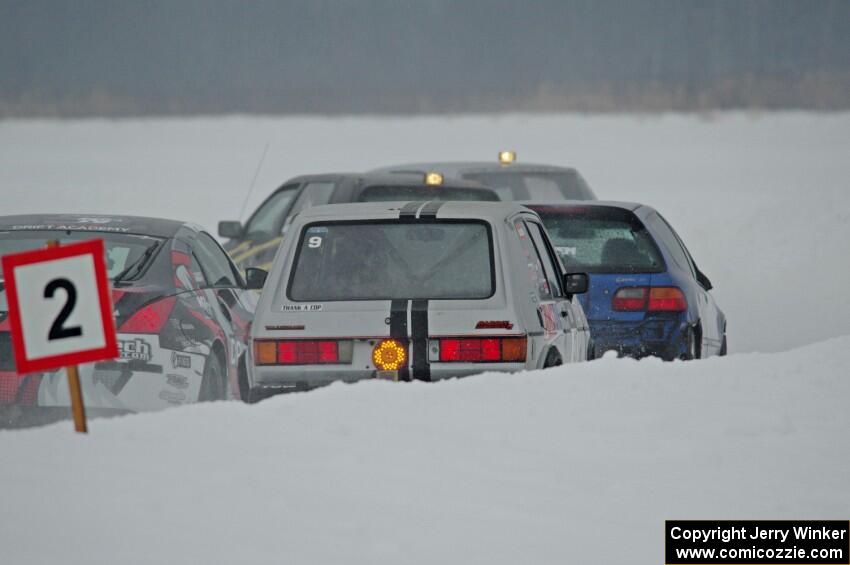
[171,351,192,369]
[158,390,186,404]
[6,224,131,233]
[281,303,323,312]
[539,303,559,336]
[556,246,577,257]
[118,338,153,362]
[389,299,410,381]
[165,373,189,389]
[411,299,431,381]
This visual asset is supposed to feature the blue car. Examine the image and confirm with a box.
[526,202,726,360]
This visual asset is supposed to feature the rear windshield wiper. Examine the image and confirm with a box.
[113,243,159,286]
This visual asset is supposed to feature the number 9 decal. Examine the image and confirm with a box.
[308,236,322,248]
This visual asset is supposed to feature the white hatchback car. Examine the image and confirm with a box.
[243,201,591,400]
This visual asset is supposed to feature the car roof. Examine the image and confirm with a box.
[370,162,581,176]
[0,214,191,238]
[519,200,646,212]
[282,172,493,191]
[294,201,536,222]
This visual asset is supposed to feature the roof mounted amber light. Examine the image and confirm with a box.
[498,150,516,165]
[372,339,407,371]
[424,172,444,186]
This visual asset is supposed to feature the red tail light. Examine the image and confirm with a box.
[438,336,526,363]
[648,287,687,311]
[612,287,686,312]
[120,297,176,333]
[254,340,352,365]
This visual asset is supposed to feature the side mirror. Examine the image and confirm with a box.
[218,221,243,239]
[696,269,713,291]
[245,267,268,290]
[563,272,589,295]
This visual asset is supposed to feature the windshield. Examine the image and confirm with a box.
[358,185,498,202]
[532,207,664,274]
[287,221,494,301]
[0,230,163,281]
[462,171,594,201]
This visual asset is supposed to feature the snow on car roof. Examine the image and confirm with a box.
[282,172,494,191]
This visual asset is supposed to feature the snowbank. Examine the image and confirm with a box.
[2,338,848,564]
[1,112,849,352]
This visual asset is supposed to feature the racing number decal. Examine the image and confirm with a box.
[307,236,322,248]
[44,278,83,340]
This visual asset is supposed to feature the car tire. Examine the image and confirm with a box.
[543,349,563,368]
[680,324,703,361]
[199,351,227,401]
[719,330,728,356]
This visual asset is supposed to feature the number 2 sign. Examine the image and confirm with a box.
[1,239,118,374]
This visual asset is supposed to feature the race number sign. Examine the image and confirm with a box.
[1,239,118,374]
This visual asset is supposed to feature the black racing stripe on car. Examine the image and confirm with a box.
[390,299,410,381]
[417,201,445,219]
[399,202,422,219]
[411,299,431,381]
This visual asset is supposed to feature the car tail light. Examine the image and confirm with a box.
[254,340,352,365]
[612,287,648,311]
[648,287,687,311]
[437,336,526,363]
[612,287,686,312]
[120,297,176,333]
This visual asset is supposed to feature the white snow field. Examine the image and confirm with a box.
[1,112,849,563]
[2,339,850,564]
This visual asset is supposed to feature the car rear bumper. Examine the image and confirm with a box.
[589,317,688,361]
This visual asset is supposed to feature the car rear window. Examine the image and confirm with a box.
[357,185,499,202]
[287,221,494,301]
[462,171,594,201]
[532,207,664,274]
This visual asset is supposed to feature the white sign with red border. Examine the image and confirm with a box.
[1,239,118,374]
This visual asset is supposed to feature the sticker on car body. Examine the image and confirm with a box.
[281,303,323,312]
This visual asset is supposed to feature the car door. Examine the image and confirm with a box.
[532,220,591,361]
[191,232,256,395]
[231,184,302,269]
[527,219,589,362]
[517,218,572,364]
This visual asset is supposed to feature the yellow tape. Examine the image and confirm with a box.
[231,236,282,263]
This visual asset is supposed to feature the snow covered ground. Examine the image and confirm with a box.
[1,112,849,563]
[2,338,849,564]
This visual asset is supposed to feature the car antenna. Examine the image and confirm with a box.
[238,142,270,222]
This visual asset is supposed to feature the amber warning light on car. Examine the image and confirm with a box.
[424,172,444,186]
[498,150,516,164]
[372,339,407,370]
